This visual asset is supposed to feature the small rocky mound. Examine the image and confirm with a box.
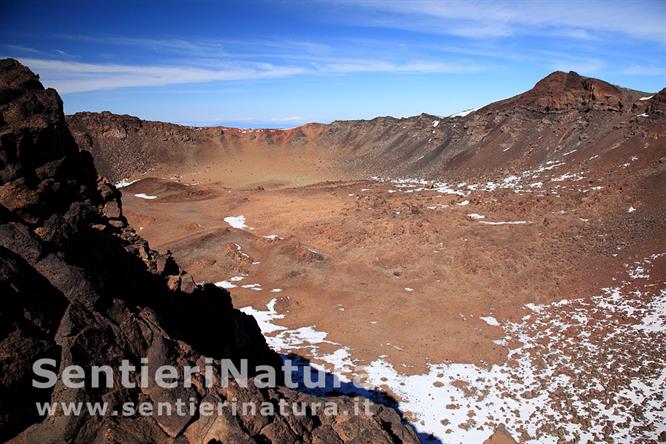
[0,59,418,443]
[494,71,642,113]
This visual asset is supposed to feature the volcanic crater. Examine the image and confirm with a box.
[65,71,666,441]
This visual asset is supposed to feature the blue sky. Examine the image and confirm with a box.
[1,0,665,127]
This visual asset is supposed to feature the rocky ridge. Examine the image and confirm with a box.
[67,71,664,186]
[0,59,419,443]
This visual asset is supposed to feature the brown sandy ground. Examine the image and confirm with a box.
[121,153,665,377]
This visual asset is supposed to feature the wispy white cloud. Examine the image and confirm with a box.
[14,56,486,94]
[316,60,485,74]
[5,44,41,53]
[622,64,666,76]
[329,0,666,43]
[16,58,307,93]
[550,59,605,75]
[533,50,606,74]
[57,33,487,70]
[57,34,334,59]
[58,34,225,53]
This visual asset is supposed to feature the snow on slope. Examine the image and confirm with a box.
[238,252,666,442]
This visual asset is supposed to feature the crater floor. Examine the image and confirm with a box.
[119,153,666,442]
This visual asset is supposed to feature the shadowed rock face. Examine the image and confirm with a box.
[0,59,419,443]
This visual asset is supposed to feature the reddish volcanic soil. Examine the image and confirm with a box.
[121,155,664,375]
[68,71,666,441]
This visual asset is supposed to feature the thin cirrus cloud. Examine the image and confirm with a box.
[57,33,332,57]
[332,0,666,43]
[533,50,606,74]
[17,58,308,93]
[623,64,666,76]
[6,44,41,54]
[16,56,486,94]
[315,60,485,74]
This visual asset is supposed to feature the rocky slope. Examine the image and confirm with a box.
[67,71,664,187]
[0,59,419,443]
[67,112,224,185]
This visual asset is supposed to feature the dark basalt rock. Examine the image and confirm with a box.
[0,59,418,443]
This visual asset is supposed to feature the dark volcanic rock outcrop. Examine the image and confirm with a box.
[0,59,418,443]
[491,70,638,112]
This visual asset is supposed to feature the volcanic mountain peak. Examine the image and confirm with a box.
[497,70,647,113]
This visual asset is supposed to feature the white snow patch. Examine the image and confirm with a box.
[241,283,262,291]
[240,299,286,334]
[479,220,531,225]
[215,280,237,289]
[233,243,250,259]
[320,348,354,374]
[224,215,249,229]
[115,178,138,188]
[134,193,157,200]
[449,106,481,118]
[525,303,543,313]
[551,172,584,182]
[480,316,500,326]
[214,274,246,289]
